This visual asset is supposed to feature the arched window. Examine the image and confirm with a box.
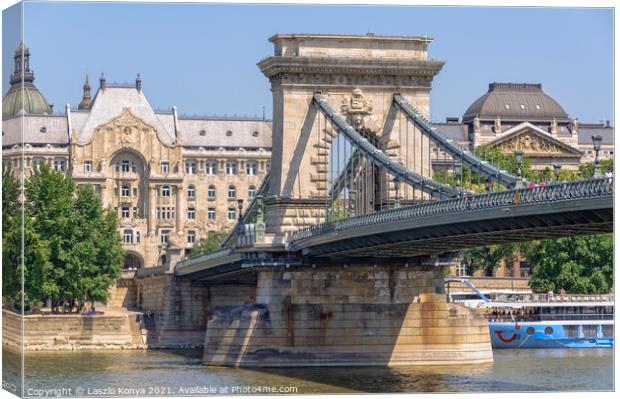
[188,185,196,200]
[228,185,236,199]
[161,185,171,197]
[248,185,256,199]
[207,185,216,200]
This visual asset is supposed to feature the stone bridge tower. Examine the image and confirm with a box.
[258,34,444,243]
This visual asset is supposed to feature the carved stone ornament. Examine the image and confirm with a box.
[496,132,565,154]
[340,88,381,135]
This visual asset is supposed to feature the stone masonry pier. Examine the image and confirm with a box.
[202,261,493,366]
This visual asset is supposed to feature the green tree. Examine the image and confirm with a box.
[578,157,613,179]
[189,229,229,257]
[5,165,124,312]
[462,244,518,276]
[526,234,613,294]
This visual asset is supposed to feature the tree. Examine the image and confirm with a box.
[462,244,518,276]
[4,165,124,312]
[189,229,229,257]
[526,234,613,294]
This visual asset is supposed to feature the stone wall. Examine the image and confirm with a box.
[107,277,138,308]
[2,310,142,350]
[135,273,208,347]
[203,263,493,367]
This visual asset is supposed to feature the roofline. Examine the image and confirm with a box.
[268,33,434,43]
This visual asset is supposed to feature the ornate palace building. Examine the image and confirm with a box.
[2,43,613,273]
[2,43,272,269]
[432,82,614,171]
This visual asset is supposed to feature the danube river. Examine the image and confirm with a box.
[2,347,613,396]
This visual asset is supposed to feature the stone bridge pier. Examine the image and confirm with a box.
[202,258,493,367]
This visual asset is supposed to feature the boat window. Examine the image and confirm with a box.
[526,327,535,336]
[544,327,553,335]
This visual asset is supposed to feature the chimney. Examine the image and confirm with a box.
[99,73,106,91]
[605,120,610,128]
[136,73,142,92]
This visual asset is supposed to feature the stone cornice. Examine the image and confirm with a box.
[258,56,445,80]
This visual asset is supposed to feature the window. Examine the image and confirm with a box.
[188,185,196,200]
[266,162,271,173]
[227,207,236,220]
[84,160,92,173]
[160,161,169,174]
[207,208,216,220]
[121,186,130,197]
[121,160,130,172]
[114,187,119,197]
[246,161,257,176]
[208,185,216,200]
[455,262,467,277]
[160,229,170,244]
[136,231,141,243]
[252,131,259,137]
[123,229,133,244]
[187,207,196,219]
[248,186,256,199]
[161,185,170,197]
[199,130,206,136]
[185,160,197,175]
[121,207,130,219]
[228,185,236,199]
[206,161,217,175]
[54,159,65,172]
[187,231,196,246]
[226,130,233,137]
[226,161,237,175]
[133,187,138,197]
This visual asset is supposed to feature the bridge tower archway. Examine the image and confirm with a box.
[258,34,443,241]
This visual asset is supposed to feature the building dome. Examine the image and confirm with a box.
[462,83,568,122]
[3,84,52,119]
[2,41,52,119]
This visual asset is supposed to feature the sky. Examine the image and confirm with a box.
[2,2,614,124]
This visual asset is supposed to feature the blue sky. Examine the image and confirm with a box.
[2,2,614,123]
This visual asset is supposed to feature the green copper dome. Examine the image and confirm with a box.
[3,84,52,119]
[2,41,52,119]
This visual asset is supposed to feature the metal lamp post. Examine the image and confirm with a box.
[553,164,562,183]
[454,163,462,189]
[592,135,602,177]
[236,198,244,242]
[515,150,524,188]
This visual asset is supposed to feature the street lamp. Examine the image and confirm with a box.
[515,150,524,188]
[454,163,462,188]
[592,135,602,177]
[553,164,562,182]
[236,198,244,237]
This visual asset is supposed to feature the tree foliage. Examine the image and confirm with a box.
[462,244,518,276]
[2,165,124,312]
[188,229,230,258]
[526,234,613,294]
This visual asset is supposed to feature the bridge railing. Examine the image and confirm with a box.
[292,177,613,241]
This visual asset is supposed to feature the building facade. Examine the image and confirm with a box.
[432,82,613,172]
[2,43,272,269]
[2,43,613,273]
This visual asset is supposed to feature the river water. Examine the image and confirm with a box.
[2,347,614,396]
